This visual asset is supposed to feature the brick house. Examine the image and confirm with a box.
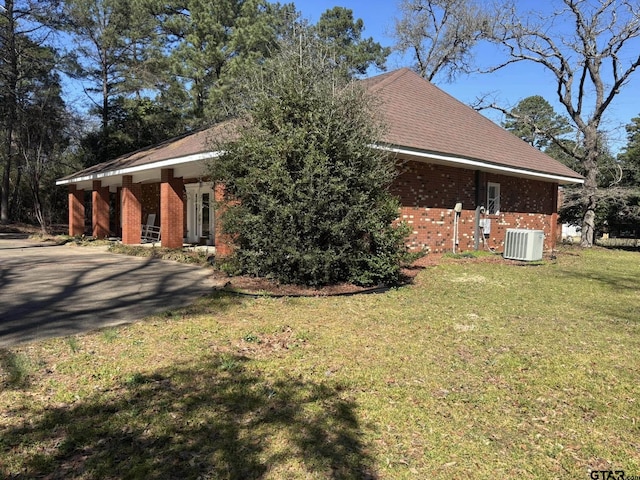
[56,68,583,255]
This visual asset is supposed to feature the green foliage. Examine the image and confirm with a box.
[62,0,139,162]
[557,130,640,235]
[313,6,390,77]
[204,1,298,122]
[154,0,291,124]
[560,185,640,236]
[101,328,119,343]
[0,350,33,387]
[501,96,638,238]
[107,243,211,265]
[65,337,80,354]
[211,36,410,286]
[216,255,243,277]
[543,139,584,174]
[105,96,184,158]
[503,95,572,150]
[618,115,640,186]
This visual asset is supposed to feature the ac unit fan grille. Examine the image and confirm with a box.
[504,229,545,261]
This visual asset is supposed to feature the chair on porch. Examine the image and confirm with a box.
[141,213,161,243]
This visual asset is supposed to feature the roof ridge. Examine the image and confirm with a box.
[361,67,413,91]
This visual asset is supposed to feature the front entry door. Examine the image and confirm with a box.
[185,183,214,245]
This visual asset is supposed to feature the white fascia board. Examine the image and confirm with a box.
[55,151,221,186]
[374,144,585,185]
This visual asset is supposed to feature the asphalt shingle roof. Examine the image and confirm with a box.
[57,123,236,182]
[362,68,583,181]
[59,68,582,184]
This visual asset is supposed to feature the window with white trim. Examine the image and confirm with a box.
[487,182,500,215]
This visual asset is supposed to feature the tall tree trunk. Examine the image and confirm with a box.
[31,180,47,234]
[580,128,599,247]
[580,169,597,247]
[9,163,22,219]
[1,0,18,224]
[101,54,109,163]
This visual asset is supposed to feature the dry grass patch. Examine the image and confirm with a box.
[1,247,639,479]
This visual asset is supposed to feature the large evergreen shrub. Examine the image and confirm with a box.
[211,37,410,286]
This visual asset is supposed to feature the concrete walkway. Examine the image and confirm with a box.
[0,234,214,347]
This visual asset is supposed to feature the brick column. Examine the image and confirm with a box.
[121,175,142,244]
[68,185,85,237]
[214,183,234,257]
[161,168,184,249]
[115,187,122,237]
[92,180,110,239]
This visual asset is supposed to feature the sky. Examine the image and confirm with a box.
[293,0,640,153]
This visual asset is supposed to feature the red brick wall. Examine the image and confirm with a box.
[141,184,160,227]
[390,161,558,254]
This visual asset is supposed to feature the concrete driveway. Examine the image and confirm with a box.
[0,234,214,347]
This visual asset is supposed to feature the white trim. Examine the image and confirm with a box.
[487,181,500,215]
[373,144,585,185]
[185,183,215,244]
[57,143,585,187]
[55,151,221,186]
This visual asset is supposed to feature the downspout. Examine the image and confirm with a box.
[474,170,486,251]
[473,170,482,250]
[453,202,462,253]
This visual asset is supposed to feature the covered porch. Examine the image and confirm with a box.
[55,127,233,256]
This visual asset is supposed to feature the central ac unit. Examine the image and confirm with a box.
[504,229,545,261]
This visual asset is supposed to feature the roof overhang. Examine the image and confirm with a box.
[55,152,220,191]
[375,144,585,185]
[57,142,584,192]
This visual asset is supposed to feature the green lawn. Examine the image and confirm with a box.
[1,247,639,479]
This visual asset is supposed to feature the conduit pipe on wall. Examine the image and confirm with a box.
[452,202,462,253]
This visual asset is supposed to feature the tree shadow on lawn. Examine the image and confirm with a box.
[557,265,640,292]
[2,354,376,479]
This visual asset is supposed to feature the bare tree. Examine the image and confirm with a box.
[393,0,492,82]
[485,0,640,247]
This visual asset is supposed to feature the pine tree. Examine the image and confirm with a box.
[502,96,571,151]
[62,0,136,163]
[618,116,640,187]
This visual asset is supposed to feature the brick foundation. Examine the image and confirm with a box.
[390,161,558,254]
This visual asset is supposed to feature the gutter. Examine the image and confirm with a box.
[55,151,221,186]
[374,144,585,185]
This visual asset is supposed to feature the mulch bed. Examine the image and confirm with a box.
[208,252,537,297]
[209,254,445,297]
